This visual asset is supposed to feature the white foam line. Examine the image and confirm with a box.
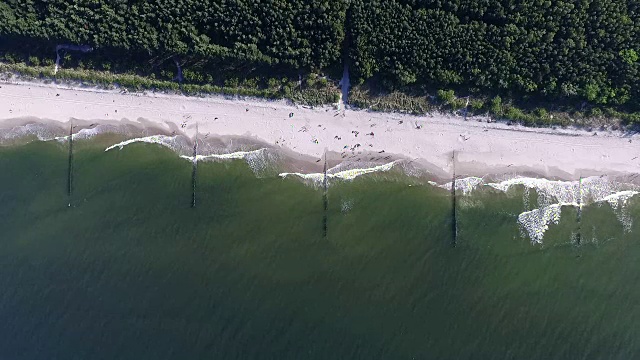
[104,135,177,152]
[600,190,640,207]
[54,127,103,142]
[279,161,400,183]
[180,149,266,162]
[487,177,566,193]
[429,176,485,195]
[280,172,325,182]
[518,191,640,243]
[518,203,565,244]
[428,175,640,244]
[600,190,640,232]
[0,123,60,142]
[429,176,637,203]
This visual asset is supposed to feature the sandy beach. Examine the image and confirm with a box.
[1,80,639,180]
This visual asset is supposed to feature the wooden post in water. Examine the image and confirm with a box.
[67,123,74,206]
[451,151,458,247]
[191,123,198,208]
[576,176,582,245]
[322,149,328,240]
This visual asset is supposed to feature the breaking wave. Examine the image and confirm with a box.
[518,204,564,243]
[429,176,485,195]
[104,135,189,153]
[55,124,134,142]
[2,123,137,144]
[279,161,400,185]
[181,148,275,176]
[0,123,65,143]
[600,190,640,233]
[105,137,276,175]
[429,176,640,244]
[180,149,266,162]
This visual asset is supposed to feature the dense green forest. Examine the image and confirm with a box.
[0,0,347,69]
[1,0,640,124]
[0,0,347,104]
[348,0,640,121]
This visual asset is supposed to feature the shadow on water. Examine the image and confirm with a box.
[67,125,74,201]
[322,151,328,239]
[451,151,457,247]
[191,138,197,208]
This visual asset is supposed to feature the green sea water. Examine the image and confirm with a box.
[1,137,639,359]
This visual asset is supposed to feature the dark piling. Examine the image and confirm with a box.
[67,124,74,203]
[191,126,198,208]
[322,150,328,239]
[451,151,458,247]
[576,177,582,245]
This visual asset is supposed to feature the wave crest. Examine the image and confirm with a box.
[104,135,188,153]
[279,160,400,185]
[429,176,640,244]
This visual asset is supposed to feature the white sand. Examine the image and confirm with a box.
[1,80,639,179]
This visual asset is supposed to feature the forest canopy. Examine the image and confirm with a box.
[348,0,640,107]
[1,0,640,113]
[0,0,348,70]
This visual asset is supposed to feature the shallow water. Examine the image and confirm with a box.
[0,137,639,359]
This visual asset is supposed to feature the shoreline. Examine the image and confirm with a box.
[1,79,639,181]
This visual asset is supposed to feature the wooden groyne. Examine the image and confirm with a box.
[451,151,458,247]
[322,150,328,239]
[67,124,74,203]
[191,124,198,208]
